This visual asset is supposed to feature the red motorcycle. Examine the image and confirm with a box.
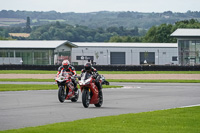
[55,70,79,103]
[78,72,103,108]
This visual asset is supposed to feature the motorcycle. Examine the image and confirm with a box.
[55,70,79,103]
[78,72,103,108]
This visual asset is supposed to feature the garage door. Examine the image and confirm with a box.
[140,52,155,64]
[110,52,125,64]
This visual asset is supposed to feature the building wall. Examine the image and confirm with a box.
[71,46,178,65]
[177,38,200,65]
[54,46,72,65]
[0,49,54,65]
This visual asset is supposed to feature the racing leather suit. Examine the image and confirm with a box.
[81,67,102,91]
[57,65,78,91]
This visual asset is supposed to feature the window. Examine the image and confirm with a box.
[172,56,178,61]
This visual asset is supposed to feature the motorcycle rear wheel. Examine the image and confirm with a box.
[71,90,79,102]
[94,90,103,107]
[58,86,66,103]
[82,89,90,108]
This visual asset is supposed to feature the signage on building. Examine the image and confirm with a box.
[76,56,94,60]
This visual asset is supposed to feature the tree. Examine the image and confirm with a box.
[143,19,200,43]
[108,36,142,42]
[25,17,32,33]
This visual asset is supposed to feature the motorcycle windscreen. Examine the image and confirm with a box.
[81,72,92,80]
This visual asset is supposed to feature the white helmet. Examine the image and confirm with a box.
[62,60,70,69]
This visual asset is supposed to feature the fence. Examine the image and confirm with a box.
[0,65,200,71]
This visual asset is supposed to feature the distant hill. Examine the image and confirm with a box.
[0,10,200,29]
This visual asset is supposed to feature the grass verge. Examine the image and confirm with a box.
[0,78,54,82]
[1,106,199,133]
[0,70,200,74]
[107,79,200,83]
[0,79,200,83]
[0,84,122,91]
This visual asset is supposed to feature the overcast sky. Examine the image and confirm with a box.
[0,0,199,13]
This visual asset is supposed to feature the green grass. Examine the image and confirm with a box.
[0,70,57,74]
[1,106,199,133]
[0,70,200,74]
[0,84,122,91]
[107,79,200,83]
[0,78,200,83]
[0,84,56,91]
[0,78,54,82]
[39,19,66,22]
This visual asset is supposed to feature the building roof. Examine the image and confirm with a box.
[0,40,77,49]
[73,42,177,48]
[171,29,200,37]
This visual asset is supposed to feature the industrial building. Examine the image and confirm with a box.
[0,28,200,66]
[71,43,178,65]
[0,41,77,65]
[171,29,200,65]
[0,41,179,66]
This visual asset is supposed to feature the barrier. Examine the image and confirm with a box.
[0,65,200,71]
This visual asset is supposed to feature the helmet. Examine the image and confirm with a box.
[62,60,70,69]
[84,62,92,71]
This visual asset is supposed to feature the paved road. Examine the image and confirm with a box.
[0,83,200,131]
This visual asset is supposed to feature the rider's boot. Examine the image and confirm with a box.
[73,83,78,94]
[97,83,102,96]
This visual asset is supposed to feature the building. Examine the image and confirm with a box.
[2,28,199,66]
[71,43,178,65]
[0,40,77,65]
[171,29,200,65]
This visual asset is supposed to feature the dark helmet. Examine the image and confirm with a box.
[62,60,70,69]
[84,62,92,71]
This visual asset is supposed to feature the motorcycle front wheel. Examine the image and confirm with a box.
[58,86,66,103]
[82,89,90,108]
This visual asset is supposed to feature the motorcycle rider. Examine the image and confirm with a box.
[57,60,78,93]
[81,62,102,91]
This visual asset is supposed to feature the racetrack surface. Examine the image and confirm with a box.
[0,83,200,131]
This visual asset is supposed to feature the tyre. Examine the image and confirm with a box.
[94,90,103,107]
[82,89,90,108]
[71,90,79,102]
[58,86,66,103]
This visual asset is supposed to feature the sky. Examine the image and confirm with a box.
[0,0,199,13]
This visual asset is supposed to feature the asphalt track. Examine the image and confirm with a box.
[0,82,200,131]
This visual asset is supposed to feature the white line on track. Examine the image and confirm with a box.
[107,86,141,90]
[180,104,200,108]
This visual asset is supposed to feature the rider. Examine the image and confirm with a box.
[57,60,78,93]
[81,62,102,91]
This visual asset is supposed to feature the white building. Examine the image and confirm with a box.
[71,43,178,65]
[171,29,200,65]
[0,40,77,65]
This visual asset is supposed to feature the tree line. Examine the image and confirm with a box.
[1,19,200,43]
[109,19,200,43]
[1,10,200,29]
[0,21,141,41]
